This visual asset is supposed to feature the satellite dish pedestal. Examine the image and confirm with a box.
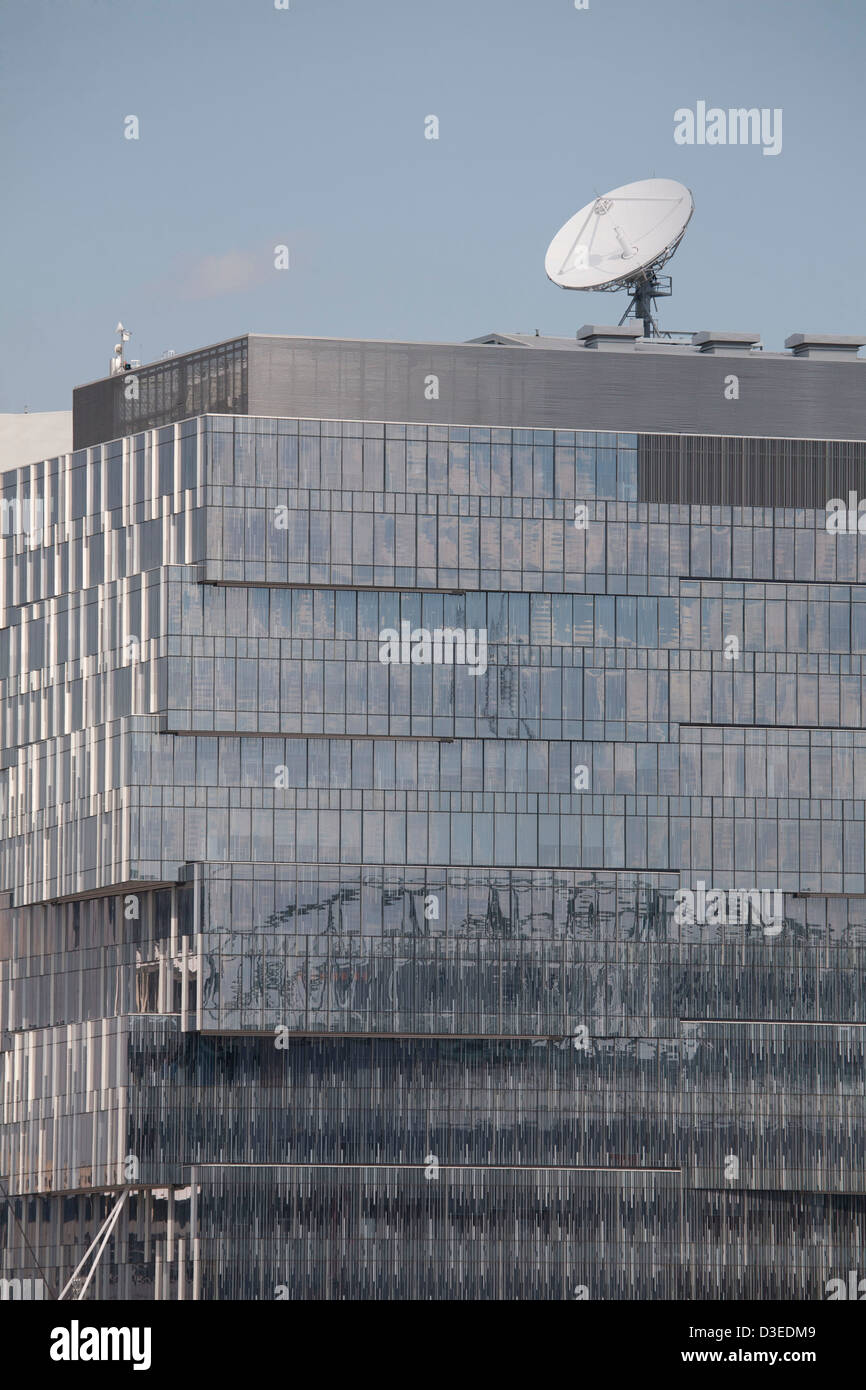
[544,179,693,339]
[616,266,673,338]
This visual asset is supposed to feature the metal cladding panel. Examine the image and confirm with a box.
[247,334,866,441]
[72,337,249,450]
[72,377,117,452]
[638,434,866,506]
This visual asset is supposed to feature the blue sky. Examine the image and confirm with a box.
[1,0,864,409]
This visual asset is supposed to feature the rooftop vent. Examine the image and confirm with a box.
[784,333,866,360]
[576,323,643,350]
[692,331,761,355]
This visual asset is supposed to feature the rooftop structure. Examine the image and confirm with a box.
[71,329,866,456]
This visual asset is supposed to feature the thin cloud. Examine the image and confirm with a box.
[181,248,270,300]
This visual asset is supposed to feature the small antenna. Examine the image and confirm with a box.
[110,321,132,375]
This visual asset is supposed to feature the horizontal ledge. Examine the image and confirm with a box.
[202,1029,676,1041]
[202,580,467,595]
[680,1018,866,1026]
[165,730,455,741]
[682,722,864,732]
[192,1161,681,1173]
[44,879,178,907]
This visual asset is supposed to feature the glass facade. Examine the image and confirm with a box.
[2,404,865,1301]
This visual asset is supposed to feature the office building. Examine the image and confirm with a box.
[1,325,865,1299]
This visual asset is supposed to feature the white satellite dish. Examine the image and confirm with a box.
[545,177,693,336]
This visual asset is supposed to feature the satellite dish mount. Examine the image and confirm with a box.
[615,265,673,338]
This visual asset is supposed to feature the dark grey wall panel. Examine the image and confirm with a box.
[248,335,866,442]
[73,338,248,450]
[639,434,866,506]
